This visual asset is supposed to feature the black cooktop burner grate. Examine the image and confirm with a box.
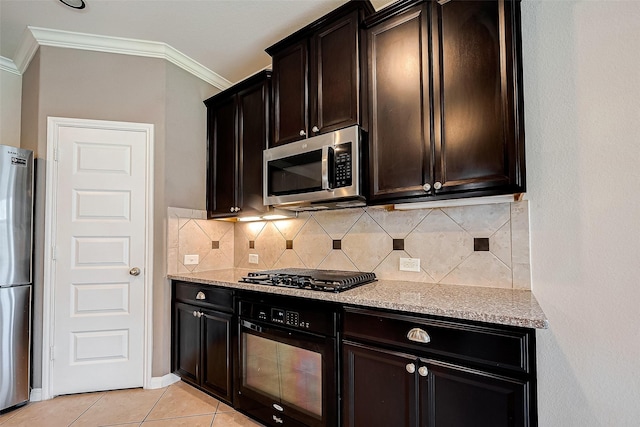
[240,268,376,292]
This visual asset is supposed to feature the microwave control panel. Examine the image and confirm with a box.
[333,142,353,188]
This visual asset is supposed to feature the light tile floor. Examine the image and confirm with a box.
[0,381,264,427]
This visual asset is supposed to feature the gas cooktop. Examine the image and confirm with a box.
[239,268,376,293]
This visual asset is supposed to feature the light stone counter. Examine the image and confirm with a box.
[168,269,548,329]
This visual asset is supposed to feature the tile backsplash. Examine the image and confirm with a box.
[167,201,531,289]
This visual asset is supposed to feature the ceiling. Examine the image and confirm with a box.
[0,0,391,85]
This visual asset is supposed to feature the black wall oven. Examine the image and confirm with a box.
[236,293,339,427]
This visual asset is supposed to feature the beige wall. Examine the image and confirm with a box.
[0,68,22,147]
[522,1,640,425]
[21,46,218,385]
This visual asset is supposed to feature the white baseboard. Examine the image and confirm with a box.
[148,373,180,389]
[30,388,43,402]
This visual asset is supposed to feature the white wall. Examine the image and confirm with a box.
[522,1,640,425]
[0,68,22,147]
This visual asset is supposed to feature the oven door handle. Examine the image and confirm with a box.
[241,319,263,333]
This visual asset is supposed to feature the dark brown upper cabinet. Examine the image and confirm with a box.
[365,0,526,204]
[266,1,375,147]
[204,71,271,218]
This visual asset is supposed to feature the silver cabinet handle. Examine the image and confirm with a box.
[129,267,141,276]
[273,415,284,424]
[418,366,428,377]
[299,130,306,136]
[407,327,431,344]
[406,363,416,374]
[312,125,320,133]
[434,181,443,190]
[422,183,431,192]
[195,291,206,300]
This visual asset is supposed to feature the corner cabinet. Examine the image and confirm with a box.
[172,281,235,404]
[365,0,526,204]
[266,1,374,147]
[342,307,537,427]
[204,71,271,218]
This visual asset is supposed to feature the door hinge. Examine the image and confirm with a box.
[51,245,56,260]
[53,148,59,162]
[50,346,55,361]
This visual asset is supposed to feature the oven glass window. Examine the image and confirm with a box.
[267,150,323,195]
[243,333,323,418]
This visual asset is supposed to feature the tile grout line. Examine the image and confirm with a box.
[140,384,172,424]
[67,391,108,427]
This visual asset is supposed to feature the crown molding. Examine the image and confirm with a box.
[0,56,20,75]
[12,26,232,90]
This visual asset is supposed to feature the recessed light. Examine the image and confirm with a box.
[59,0,86,9]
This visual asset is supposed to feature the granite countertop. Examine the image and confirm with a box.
[167,269,548,329]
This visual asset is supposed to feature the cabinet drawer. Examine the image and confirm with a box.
[174,281,233,313]
[343,307,532,374]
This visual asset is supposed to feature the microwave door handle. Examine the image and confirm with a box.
[321,146,333,191]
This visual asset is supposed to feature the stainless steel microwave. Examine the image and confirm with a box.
[263,125,365,211]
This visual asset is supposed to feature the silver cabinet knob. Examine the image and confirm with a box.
[434,181,443,190]
[195,291,206,300]
[406,363,416,374]
[129,267,141,276]
[407,327,431,344]
[193,311,198,317]
[230,207,235,213]
[299,130,306,136]
[418,366,428,377]
[312,125,320,133]
[422,183,431,192]
[235,207,241,212]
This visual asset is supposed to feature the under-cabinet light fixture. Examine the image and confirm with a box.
[59,0,86,9]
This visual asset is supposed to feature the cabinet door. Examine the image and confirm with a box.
[431,0,525,195]
[237,79,270,215]
[174,302,201,384]
[207,96,237,215]
[343,342,419,427]
[310,10,360,135]
[422,360,529,427]
[272,40,308,146]
[201,309,234,404]
[367,4,433,203]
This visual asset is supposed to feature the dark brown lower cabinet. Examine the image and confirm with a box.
[172,282,234,404]
[342,307,537,427]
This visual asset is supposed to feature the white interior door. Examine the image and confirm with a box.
[48,119,152,395]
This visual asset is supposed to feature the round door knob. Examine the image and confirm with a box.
[299,130,306,136]
[434,181,443,190]
[418,366,428,377]
[406,363,416,374]
[312,125,320,133]
[422,183,431,192]
[129,267,141,276]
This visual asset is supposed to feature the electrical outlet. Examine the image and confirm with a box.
[248,254,259,264]
[183,254,199,265]
[399,257,420,272]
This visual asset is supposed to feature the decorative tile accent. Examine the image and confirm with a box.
[254,222,286,267]
[439,252,512,288]
[474,238,490,251]
[286,240,293,250]
[393,239,404,251]
[342,213,392,272]
[317,250,358,271]
[405,209,474,282]
[211,241,219,249]
[293,218,333,268]
[366,206,430,238]
[333,240,341,250]
[443,203,510,238]
[313,208,364,239]
[249,241,255,249]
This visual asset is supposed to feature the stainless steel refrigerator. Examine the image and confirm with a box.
[0,144,33,412]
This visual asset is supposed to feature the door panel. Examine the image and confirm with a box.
[52,122,148,395]
[202,310,233,402]
[208,97,237,215]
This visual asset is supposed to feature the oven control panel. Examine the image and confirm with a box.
[240,297,337,336]
[268,308,311,329]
